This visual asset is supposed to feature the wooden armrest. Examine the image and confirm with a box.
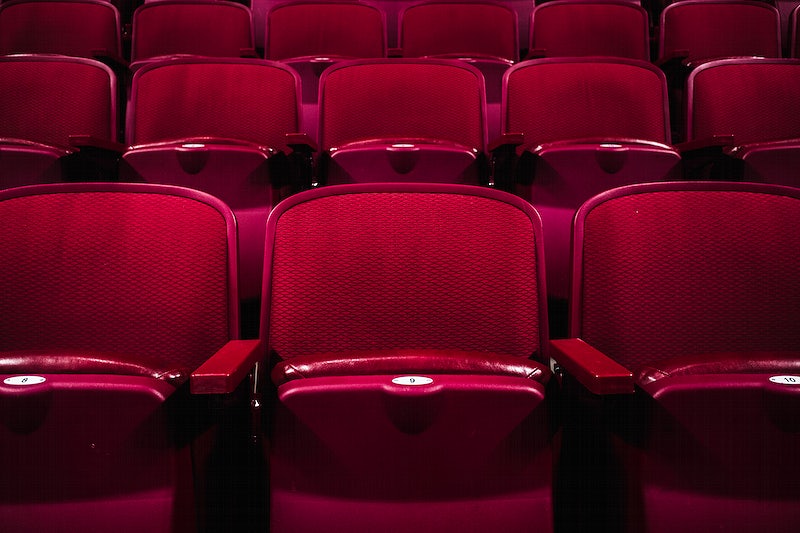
[190,339,262,394]
[550,338,634,395]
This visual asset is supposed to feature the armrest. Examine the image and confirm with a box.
[675,135,735,155]
[487,132,524,190]
[240,47,259,59]
[488,132,524,153]
[285,132,318,154]
[190,339,262,394]
[522,48,547,60]
[388,47,403,58]
[550,338,634,395]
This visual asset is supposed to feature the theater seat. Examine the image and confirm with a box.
[317,59,488,185]
[0,54,118,188]
[0,183,262,532]
[263,183,554,533]
[685,57,800,187]
[551,182,800,532]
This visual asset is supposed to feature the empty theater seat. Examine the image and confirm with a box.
[529,0,651,60]
[263,183,554,533]
[658,0,781,64]
[494,57,681,303]
[317,58,488,185]
[122,56,309,304]
[130,0,256,67]
[0,183,262,532]
[551,181,800,532]
[685,57,800,187]
[0,0,122,59]
[0,54,118,188]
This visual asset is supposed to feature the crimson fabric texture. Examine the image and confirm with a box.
[688,60,800,144]
[0,189,232,371]
[320,61,484,150]
[660,0,780,62]
[576,188,800,371]
[0,0,120,57]
[268,190,541,360]
[400,2,518,61]
[131,1,253,62]
[0,56,114,148]
[530,1,650,60]
[505,59,669,145]
[128,60,298,149]
[265,2,385,60]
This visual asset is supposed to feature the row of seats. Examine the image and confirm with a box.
[2,53,799,307]
[1,179,798,533]
[1,0,799,63]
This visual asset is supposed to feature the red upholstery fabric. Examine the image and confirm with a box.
[319,60,485,151]
[400,2,518,61]
[131,1,253,62]
[267,187,542,360]
[0,0,120,57]
[575,185,800,371]
[504,59,670,145]
[530,1,650,60]
[688,59,800,145]
[0,187,233,371]
[660,0,780,62]
[0,56,115,148]
[272,348,549,385]
[128,59,298,149]
[265,2,385,60]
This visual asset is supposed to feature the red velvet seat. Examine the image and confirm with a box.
[498,57,681,301]
[318,59,488,185]
[122,57,306,303]
[130,0,255,68]
[529,0,650,60]
[263,183,554,533]
[551,182,800,532]
[0,55,118,188]
[0,0,122,59]
[686,57,800,187]
[658,0,781,64]
[0,183,261,532]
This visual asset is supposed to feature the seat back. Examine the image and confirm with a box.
[319,59,486,151]
[264,183,552,533]
[504,58,670,146]
[0,183,238,533]
[399,1,518,61]
[571,182,800,372]
[686,58,800,145]
[530,0,650,60]
[0,0,122,57]
[659,0,781,62]
[131,0,254,63]
[567,182,800,532]
[265,184,547,360]
[264,1,385,60]
[127,57,299,149]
